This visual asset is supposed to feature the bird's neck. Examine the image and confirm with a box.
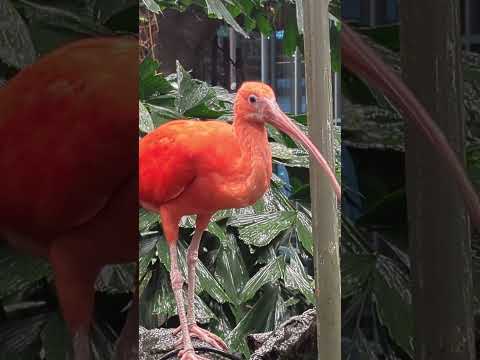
[233,117,270,160]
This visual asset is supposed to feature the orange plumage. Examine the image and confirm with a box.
[0,37,137,359]
[139,119,271,239]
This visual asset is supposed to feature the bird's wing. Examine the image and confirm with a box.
[138,120,239,210]
[139,120,199,209]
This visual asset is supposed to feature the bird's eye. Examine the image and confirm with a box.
[248,95,257,104]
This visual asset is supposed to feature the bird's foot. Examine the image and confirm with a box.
[178,348,209,360]
[173,324,228,351]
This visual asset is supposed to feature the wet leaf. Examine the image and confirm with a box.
[295,208,313,255]
[175,61,211,114]
[0,246,52,300]
[373,255,413,357]
[341,253,375,299]
[96,264,135,294]
[0,0,36,68]
[215,233,249,305]
[41,313,71,360]
[139,208,159,234]
[139,57,172,100]
[139,101,154,133]
[205,0,248,38]
[227,285,279,353]
[228,211,297,247]
[240,257,285,303]
[284,250,314,304]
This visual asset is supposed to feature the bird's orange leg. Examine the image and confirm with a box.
[168,240,208,360]
[174,214,228,351]
[49,242,101,360]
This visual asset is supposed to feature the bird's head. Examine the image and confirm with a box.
[235,81,340,198]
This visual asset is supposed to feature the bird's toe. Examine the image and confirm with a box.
[189,324,228,351]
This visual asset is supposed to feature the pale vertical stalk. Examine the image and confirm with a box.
[303,1,340,359]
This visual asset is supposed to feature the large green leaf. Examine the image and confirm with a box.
[0,246,52,300]
[175,61,212,114]
[284,250,314,304]
[0,0,36,68]
[373,255,413,357]
[139,57,173,101]
[227,285,280,354]
[0,313,48,357]
[41,313,72,360]
[139,101,154,133]
[228,211,297,247]
[205,0,249,38]
[240,256,285,303]
[215,233,249,305]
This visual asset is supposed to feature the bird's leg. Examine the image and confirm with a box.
[185,225,204,326]
[72,327,90,360]
[49,242,100,360]
[174,214,228,352]
[168,241,208,360]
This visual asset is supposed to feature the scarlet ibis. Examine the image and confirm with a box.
[139,82,340,360]
[0,37,137,359]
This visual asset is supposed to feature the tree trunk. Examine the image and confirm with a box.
[303,1,340,359]
[401,1,475,359]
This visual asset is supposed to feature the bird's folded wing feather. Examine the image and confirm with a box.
[139,119,240,210]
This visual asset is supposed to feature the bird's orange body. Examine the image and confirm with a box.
[140,119,272,241]
[0,37,137,358]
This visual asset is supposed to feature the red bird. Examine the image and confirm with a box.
[0,38,137,359]
[139,82,340,360]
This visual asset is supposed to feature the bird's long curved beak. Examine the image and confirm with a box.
[265,99,341,199]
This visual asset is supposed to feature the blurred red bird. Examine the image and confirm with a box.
[0,38,137,359]
[139,82,340,360]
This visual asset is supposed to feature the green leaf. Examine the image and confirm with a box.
[227,285,279,354]
[295,209,313,255]
[228,211,297,247]
[0,313,48,357]
[139,101,154,133]
[139,57,173,100]
[240,256,285,303]
[145,263,176,327]
[0,246,52,299]
[215,233,249,306]
[170,241,231,304]
[373,255,413,356]
[41,313,72,360]
[207,221,228,245]
[255,12,273,36]
[205,0,249,38]
[175,61,211,114]
[341,253,375,299]
[0,0,36,68]
[139,208,159,234]
[142,0,162,13]
[283,4,299,56]
[95,264,135,294]
[295,0,304,34]
[284,250,314,304]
